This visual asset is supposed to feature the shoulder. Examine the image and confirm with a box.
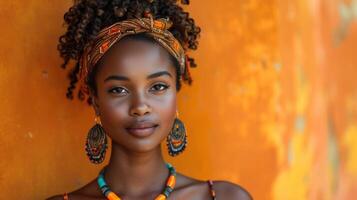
[212,180,253,200]
[45,179,100,200]
[175,173,252,200]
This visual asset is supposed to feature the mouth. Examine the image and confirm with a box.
[125,122,159,138]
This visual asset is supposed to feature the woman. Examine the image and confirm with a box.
[47,0,252,199]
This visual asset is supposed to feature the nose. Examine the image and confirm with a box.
[129,93,152,117]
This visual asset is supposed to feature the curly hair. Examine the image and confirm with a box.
[58,0,201,105]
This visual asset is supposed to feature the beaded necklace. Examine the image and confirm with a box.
[97,162,176,200]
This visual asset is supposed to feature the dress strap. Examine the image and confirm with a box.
[63,192,69,200]
[207,180,217,200]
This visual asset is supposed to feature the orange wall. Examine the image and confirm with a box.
[0,0,356,199]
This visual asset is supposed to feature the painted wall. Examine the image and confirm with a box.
[0,0,356,199]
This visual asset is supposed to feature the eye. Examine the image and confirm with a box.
[150,83,169,92]
[108,87,128,96]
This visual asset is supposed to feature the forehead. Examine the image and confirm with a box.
[95,38,176,79]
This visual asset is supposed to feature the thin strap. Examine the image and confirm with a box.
[63,192,69,200]
[207,180,217,200]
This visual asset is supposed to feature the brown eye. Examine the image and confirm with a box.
[150,83,169,92]
[108,87,128,96]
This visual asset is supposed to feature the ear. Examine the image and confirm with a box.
[89,92,100,116]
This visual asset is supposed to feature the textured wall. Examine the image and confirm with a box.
[0,0,356,199]
[273,0,357,199]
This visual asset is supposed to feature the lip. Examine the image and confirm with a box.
[125,121,158,138]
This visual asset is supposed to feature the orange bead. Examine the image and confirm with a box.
[107,192,122,200]
[154,194,166,200]
[166,175,176,188]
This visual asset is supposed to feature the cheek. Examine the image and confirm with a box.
[154,92,177,129]
[99,100,128,137]
[96,92,129,135]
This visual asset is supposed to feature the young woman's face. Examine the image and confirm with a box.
[91,37,177,153]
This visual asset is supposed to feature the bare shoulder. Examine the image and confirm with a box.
[213,180,253,200]
[174,172,252,199]
[45,178,100,200]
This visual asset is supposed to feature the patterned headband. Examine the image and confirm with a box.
[78,17,188,97]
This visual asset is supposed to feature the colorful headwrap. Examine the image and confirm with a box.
[78,16,190,97]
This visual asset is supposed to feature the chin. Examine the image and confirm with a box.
[124,140,162,153]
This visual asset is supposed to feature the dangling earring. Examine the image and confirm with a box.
[167,111,187,156]
[85,115,108,164]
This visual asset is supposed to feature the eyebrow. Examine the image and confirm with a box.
[104,71,173,82]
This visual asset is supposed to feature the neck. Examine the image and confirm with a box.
[102,141,169,197]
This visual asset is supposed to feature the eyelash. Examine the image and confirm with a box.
[108,87,128,95]
[108,83,169,95]
[150,83,169,92]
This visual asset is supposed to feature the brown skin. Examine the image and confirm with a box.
[47,38,252,200]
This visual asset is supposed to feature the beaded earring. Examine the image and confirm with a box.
[167,111,187,156]
[85,115,108,164]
